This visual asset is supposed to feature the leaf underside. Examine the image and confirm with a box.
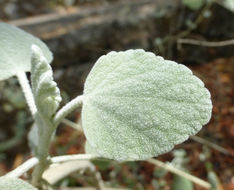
[0,22,52,80]
[0,177,38,190]
[82,49,212,161]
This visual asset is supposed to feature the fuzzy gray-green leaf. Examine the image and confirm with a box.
[0,177,38,190]
[31,45,61,118]
[82,49,212,161]
[0,22,52,80]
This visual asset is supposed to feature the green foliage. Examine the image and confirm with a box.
[171,150,193,190]
[182,0,205,10]
[82,49,212,161]
[0,177,38,190]
[171,174,193,190]
[0,23,52,80]
[31,45,61,118]
[208,171,219,189]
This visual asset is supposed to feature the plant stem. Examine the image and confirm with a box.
[6,157,39,178]
[17,71,51,186]
[16,72,37,116]
[5,154,95,178]
[32,93,83,186]
[51,154,96,163]
[13,73,85,186]
[148,158,211,189]
[31,115,54,187]
[16,72,83,185]
[6,155,212,189]
[16,72,49,186]
[190,135,233,156]
[177,38,234,48]
[53,95,83,126]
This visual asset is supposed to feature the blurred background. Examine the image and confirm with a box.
[0,0,233,189]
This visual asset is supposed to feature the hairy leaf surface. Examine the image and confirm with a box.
[0,177,37,190]
[0,23,52,80]
[31,45,61,118]
[82,49,212,161]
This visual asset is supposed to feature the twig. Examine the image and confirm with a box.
[159,1,213,56]
[177,1,213,39]
[9,0,171,29]
[177,38,234,48]
[190,136,233,156]
[147,158,211,189]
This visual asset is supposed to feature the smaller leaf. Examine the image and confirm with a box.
[0,177,38,190]
[0,22,52,80]
[31,45,61,118]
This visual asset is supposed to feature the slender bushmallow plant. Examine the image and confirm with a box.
[0,22,212,189]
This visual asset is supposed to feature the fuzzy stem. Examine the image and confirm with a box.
[53,95,83,126]
[16,72,37,116]
[6,157,39,178]
[5,154,95,178]
[51,154,96,163]
[32,94,84,186]
[31,115,54,187]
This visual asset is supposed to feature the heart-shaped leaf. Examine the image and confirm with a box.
[0,22,52,80]
[82,49,212,161]
[0,177,38,190]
